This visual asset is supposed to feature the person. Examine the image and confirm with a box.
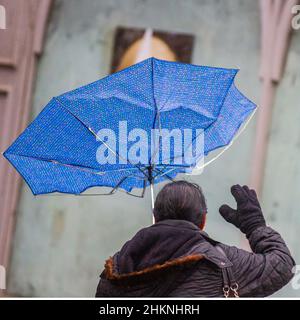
[96,181,295,297]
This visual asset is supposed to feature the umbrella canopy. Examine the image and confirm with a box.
[3,58,256,198]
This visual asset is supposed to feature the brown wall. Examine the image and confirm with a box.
[0,0,52,293]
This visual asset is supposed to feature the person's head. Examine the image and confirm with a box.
[153,180,207,229]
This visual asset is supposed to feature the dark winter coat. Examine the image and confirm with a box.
[96,219,295,297]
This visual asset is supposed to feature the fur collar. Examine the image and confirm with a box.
[104,253,204,282]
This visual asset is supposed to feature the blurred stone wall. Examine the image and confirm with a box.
[7,0,300,297]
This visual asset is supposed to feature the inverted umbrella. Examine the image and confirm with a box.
[3,58,256,211]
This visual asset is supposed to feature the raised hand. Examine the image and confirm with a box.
[219,184,266,237]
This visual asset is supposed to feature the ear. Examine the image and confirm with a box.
[199,213,207,230]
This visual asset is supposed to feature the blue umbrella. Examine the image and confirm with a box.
[3,58,256,210]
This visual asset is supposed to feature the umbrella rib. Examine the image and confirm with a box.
[54,97,150,180]
[152,169,176,182]
[149,59,177,168]
[192,108,257,172]
[148,85,204,167]
[152,165,177,181]
[43,174,147,197]
[158,128,204,164]
[149,59,171,178]
[51,161,145,175]
[73,177,147,197]
[154,109,256,177]
[83,174,147,196]
[149,109,162,169]
[7,152,145,176]
[120,178,147,198]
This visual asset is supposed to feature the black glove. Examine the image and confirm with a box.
[219,184,266,237]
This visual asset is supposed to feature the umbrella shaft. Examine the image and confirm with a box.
[150,182,155,224]
[150,182,154,210]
